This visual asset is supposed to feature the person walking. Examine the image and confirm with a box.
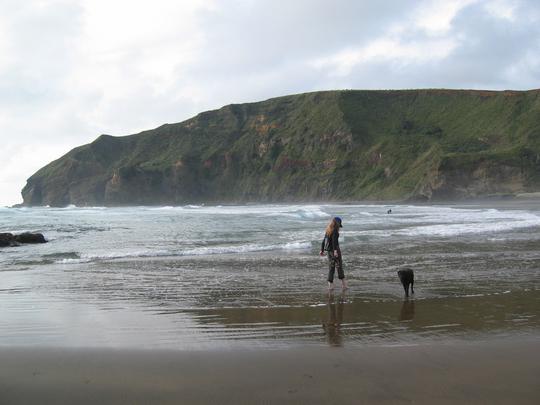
[320,216,347,290]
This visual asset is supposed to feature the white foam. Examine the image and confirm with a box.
[346,208,540,238]
[54,241,312,263]
[283,241,312,250]
[56,258,92,264]
[55,249,170,263]
[144,204,331,219]
[398,212,540,237]
[9,203,332,220]
[182,241,312,256]
[50,205,108,211]
[274,208,330,219]
[148,205,202,211]
[294,208,330,219]
[422,323,461,329]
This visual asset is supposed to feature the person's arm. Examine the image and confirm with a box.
[320,235,326,256]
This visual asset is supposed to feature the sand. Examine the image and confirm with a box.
[1,339,538,404]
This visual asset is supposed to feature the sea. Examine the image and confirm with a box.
[1,203,539,349]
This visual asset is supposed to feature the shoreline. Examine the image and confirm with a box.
[1,337,538,404]
[7,193,540,209]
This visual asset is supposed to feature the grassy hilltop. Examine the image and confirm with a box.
[22,89,540,206]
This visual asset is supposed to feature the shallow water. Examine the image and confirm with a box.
[0,203,539,348]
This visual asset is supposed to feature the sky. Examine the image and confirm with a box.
[0,0,539,206]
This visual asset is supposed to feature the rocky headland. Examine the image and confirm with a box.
[21,89,540,206]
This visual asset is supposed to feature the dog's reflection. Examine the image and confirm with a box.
[322,292,345,346]
[398,299,415,321]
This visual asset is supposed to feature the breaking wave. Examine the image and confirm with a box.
[345,209,540,238]
[54,241,312,264]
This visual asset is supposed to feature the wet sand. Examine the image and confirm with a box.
[1,339,538,404]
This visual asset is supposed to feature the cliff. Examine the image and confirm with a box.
[22,89,540,206]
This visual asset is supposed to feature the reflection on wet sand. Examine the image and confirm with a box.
[322,292,345,346]
[173,289,539,347]
[399,299,415,321]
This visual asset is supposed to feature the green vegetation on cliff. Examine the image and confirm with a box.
[22,89,540,206]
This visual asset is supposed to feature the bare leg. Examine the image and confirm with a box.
[328,281,334,290]
[341,279,348,290]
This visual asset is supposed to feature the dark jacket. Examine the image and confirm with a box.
[321,228,340,252]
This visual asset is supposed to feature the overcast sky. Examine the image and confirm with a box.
[1,0,539,206]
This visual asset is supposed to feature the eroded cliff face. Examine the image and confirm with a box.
[21,89,540,206]
[432,161,530,200]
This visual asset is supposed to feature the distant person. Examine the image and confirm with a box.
[320,217,347,290]
[387,209,392,214]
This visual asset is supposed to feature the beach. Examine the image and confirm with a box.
[2,0,539,401]
[0,203,539,403]
[1,339,539,404]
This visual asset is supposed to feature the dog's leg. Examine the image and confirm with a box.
[403,282,409,297]
[411,280,414,295]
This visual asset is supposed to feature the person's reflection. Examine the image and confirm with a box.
[399,299,415,321]
[322,291,345,346]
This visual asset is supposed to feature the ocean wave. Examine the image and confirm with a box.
[53,225,110,233]
[146,204,204,211]
[56,258,92,264]
[54,241,313,263]
[298,208,330,219]
[43,252,81,259]
[0,206,28,212]
[148,206,175,210]
[398,214,540,237]
[55,249,170,264]
[274,208,330,219]
[48,205,108,211]
[141,204,331,219]
[343,209,540,238]
[181,241,312,256]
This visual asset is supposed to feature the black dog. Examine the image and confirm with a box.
[397,268,414,297]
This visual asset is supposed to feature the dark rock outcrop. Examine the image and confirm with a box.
[14,232,47,244]
[21,89,540,206]
[0,232,47,247]
[0,233,15,247]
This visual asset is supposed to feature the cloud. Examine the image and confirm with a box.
[309,0,540,90]
[0,0,539,206]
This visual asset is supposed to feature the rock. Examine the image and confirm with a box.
[0,233,15,247]
[0,232,47,247]
[14,232,47,244]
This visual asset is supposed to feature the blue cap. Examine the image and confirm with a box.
[335,216,343,227]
